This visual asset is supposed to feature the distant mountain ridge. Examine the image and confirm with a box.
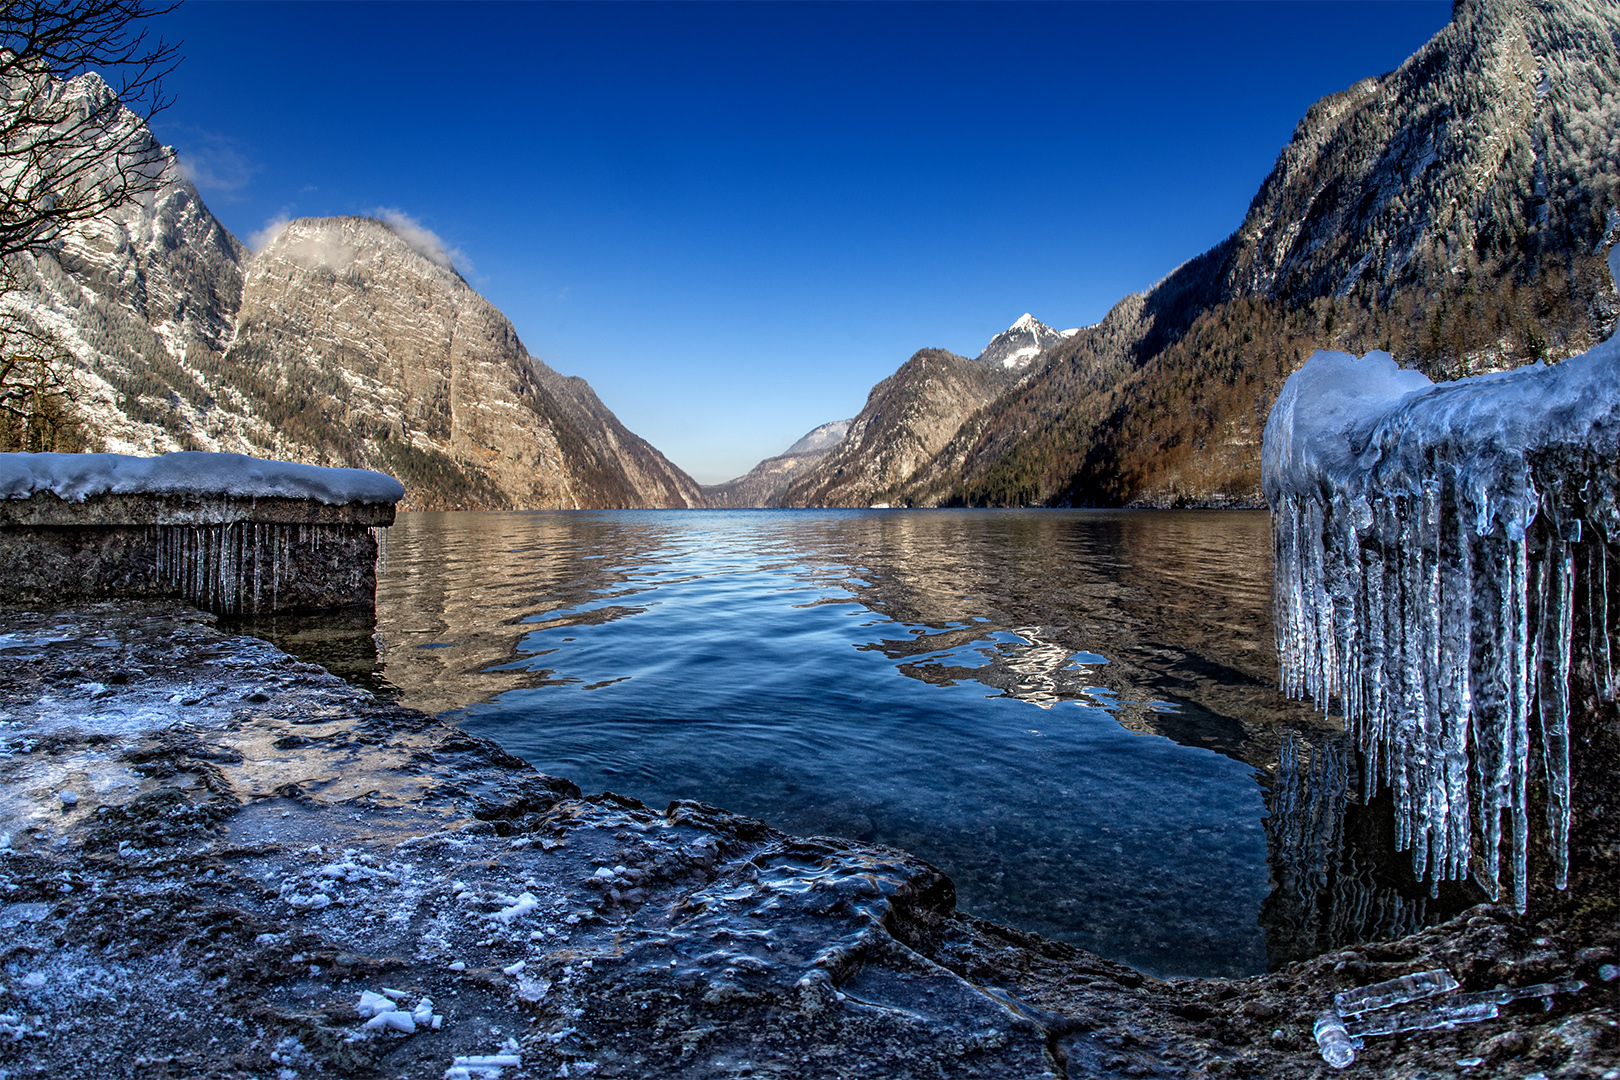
[702,419,853,508]
[713,315,1070,508]
[3,79,700,510]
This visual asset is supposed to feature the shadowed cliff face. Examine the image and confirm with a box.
[219,217,702,511]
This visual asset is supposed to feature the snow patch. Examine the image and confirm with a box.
[0,451,404,505]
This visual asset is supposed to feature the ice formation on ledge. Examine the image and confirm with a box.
[0,451,405,505]
[1263,280,1620,912]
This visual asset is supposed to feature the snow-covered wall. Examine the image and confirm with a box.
[1262,255,1620,912]
[0,451,403,613]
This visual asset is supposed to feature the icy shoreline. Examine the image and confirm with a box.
[0,603,1614,1078]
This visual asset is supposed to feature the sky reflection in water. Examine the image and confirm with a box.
[359,509,1426,978]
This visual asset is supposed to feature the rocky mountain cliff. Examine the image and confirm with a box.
[800,0,1620,508]
[701,419,851,509]
[217,217,701,510]
[975,313,1076,370]
[778,346,1020,508]
[2,79,700,510]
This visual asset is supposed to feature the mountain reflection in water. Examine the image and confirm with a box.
[234,509,1475,977]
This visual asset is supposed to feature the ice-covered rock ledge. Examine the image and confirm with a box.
[1263,304,1620,913]
[0,452,404,613]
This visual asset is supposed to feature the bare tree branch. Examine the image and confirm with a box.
[0,2,178,449]
[0,0,179,261]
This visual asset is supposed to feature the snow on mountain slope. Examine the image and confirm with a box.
[784,419,853,455]
[975,314,1071,370]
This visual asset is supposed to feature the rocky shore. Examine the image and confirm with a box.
[1,603,1616,1079]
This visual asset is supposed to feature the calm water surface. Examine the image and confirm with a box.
[265,509,1467,978]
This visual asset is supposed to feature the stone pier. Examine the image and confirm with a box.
[0,452,403,614]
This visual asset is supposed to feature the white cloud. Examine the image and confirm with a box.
[373,207,473,276]
[247,211,292,252]
[248,212,354,271]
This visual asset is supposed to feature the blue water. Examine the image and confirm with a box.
[372,509,1319,977]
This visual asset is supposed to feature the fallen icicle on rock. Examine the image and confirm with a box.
[445,1040,522,1080]
[1313,967,1588,1068]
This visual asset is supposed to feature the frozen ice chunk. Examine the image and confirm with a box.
[1263,326,1620,908]
[355,990,396,1018]
[363,1009,416,1034]
[1313,1010,1360,1069]
[489,891,540,924]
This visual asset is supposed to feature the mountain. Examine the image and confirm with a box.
[975,313,1077,370]
[2,75,701,510]
[701,419,852,508]
[773,313,1071,508]
[778,345,1023,508]
[219,217,701,510]
[800,0,1620,508]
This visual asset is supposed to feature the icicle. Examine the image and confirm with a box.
[1268,428,1600,910]
[1590,543,1614,701]
[1539,515,1576,892]
[1334,969,1458,1016]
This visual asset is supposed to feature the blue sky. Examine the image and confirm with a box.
[153,1,1454,484]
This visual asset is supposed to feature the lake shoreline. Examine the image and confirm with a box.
[1,602,1614,1079]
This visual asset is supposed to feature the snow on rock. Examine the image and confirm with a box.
[356,988,441,1035]
[1262,275,1620,911]
[975,314,1070,370]
[488,890,540,925]
[0,451,405,506]
[784,419,853,456]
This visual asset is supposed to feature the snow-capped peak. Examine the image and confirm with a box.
[975,314,1068,370]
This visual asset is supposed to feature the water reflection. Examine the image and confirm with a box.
[236,509,1474,975]
[1263,733,1480,969]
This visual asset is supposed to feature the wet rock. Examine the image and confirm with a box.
[1,602,1617,1079]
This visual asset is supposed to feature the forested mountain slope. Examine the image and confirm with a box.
[831,0,1620,508]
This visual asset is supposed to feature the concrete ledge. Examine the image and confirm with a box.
[0,453,402,614]
[0,520,381,613]
[0,490,396,528]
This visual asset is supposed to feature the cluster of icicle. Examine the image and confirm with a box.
[150,521,354,614]
[1263,273,1620,913]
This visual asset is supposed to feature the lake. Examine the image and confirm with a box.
[240,508,1473,978]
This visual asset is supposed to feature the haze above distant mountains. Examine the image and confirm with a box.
[11,0,1619,511]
